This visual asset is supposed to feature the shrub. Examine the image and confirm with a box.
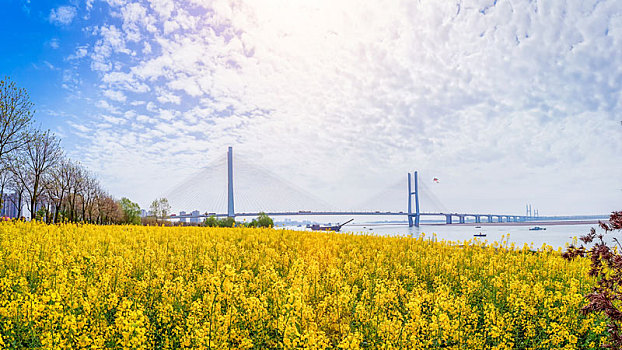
[564,211,622,348]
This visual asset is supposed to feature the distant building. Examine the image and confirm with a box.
[1,193,19,218]
[140,209,148,218]
[190,210,200,224]
[180,211,187,223]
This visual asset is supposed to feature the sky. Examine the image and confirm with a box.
[1,0,621,216]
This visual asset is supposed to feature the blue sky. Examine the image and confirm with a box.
[1,0,621,215]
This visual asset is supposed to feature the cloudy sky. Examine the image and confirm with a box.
[1,0,621,215]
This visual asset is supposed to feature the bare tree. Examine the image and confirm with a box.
[46,158,75,223]
[11,131,63,219]
[0,165,10,214]
[82,174,100,223]
[150,197,171,224]
[7,166,25,218]
[96,193,123,224]
[0,77,34,162]
[67,162,86,222]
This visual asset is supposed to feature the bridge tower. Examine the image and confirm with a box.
[227,146,235,218]
[408,171,420,227]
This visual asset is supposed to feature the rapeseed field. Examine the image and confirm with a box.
[0,221,606,349]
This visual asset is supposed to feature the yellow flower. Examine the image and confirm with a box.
[0,221,605,348]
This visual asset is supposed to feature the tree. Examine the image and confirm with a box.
[0,165,10,214]
[46,158,73,223]
[7,165,25,218]
[0,77,34,163]
[82,174,100,223]
[149,197,171,224]
[204,215,219,227]
[218,217,235,227]
[66,162,86,222]
[97,193,123,224]
[254,212,273,228]
[119,197,141,225]
[10,130,62,219]
[563,211,622,348]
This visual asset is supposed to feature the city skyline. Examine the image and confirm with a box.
[1,0,621,215]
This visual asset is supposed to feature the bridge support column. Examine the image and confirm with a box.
[487,215,493,223]
[408,173,412,227]
[407,172,420,227]
[227,146,235,218]
[475,216,481,223]
[459,215,465,224]
[497,216,502,223]
[445,215,452,224]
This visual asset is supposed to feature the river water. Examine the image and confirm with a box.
[281,221,604,250]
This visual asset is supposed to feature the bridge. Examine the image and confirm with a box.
[173,210,525,225]
[167,147,527,227]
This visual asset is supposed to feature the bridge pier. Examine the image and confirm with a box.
[445,215,452,224]
[407,172,420,227]
[475,216,481,223]
[487,215,493,223]
[459,215,465,224]
[227,146,235,218]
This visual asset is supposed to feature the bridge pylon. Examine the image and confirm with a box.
[227,146,235,218]
[408,171,420,227]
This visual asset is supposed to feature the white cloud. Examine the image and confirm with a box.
[68,0,622,214]
[68,121,90,134]
[95,99,120,113]
[49,38,60,49]
[100,114,126,125]
[70,45,88,59]
[103,89,127,102]
[49,6,77,26]
[142,42,152,54]
[156,89,181,105]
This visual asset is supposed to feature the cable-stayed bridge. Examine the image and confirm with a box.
[165,147,527,226]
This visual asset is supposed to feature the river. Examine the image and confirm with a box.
[280,220,606,250]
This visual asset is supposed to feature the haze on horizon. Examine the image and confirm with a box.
[1,0,620,216]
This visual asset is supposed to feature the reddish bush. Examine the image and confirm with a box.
[564,211,622,349]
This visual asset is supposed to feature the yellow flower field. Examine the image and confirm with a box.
[0,221,606,349]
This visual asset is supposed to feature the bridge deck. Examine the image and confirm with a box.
[170,211,525,219]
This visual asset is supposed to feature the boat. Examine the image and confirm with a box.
[474,233,486,237]
[529,226,546,231]
[310,219,354,232]
[475,226,482,228]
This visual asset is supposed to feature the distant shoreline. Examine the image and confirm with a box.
[429,220,601,227]
[345,220,602,227]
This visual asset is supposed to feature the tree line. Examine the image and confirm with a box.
[0,76,138,224]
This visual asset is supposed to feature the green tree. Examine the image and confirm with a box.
[149,197,171,224]
[256,212,273,227]
[119,197,141,225]
[250,212,273,228]
[204,215,218,227]
[218,217,236,227]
